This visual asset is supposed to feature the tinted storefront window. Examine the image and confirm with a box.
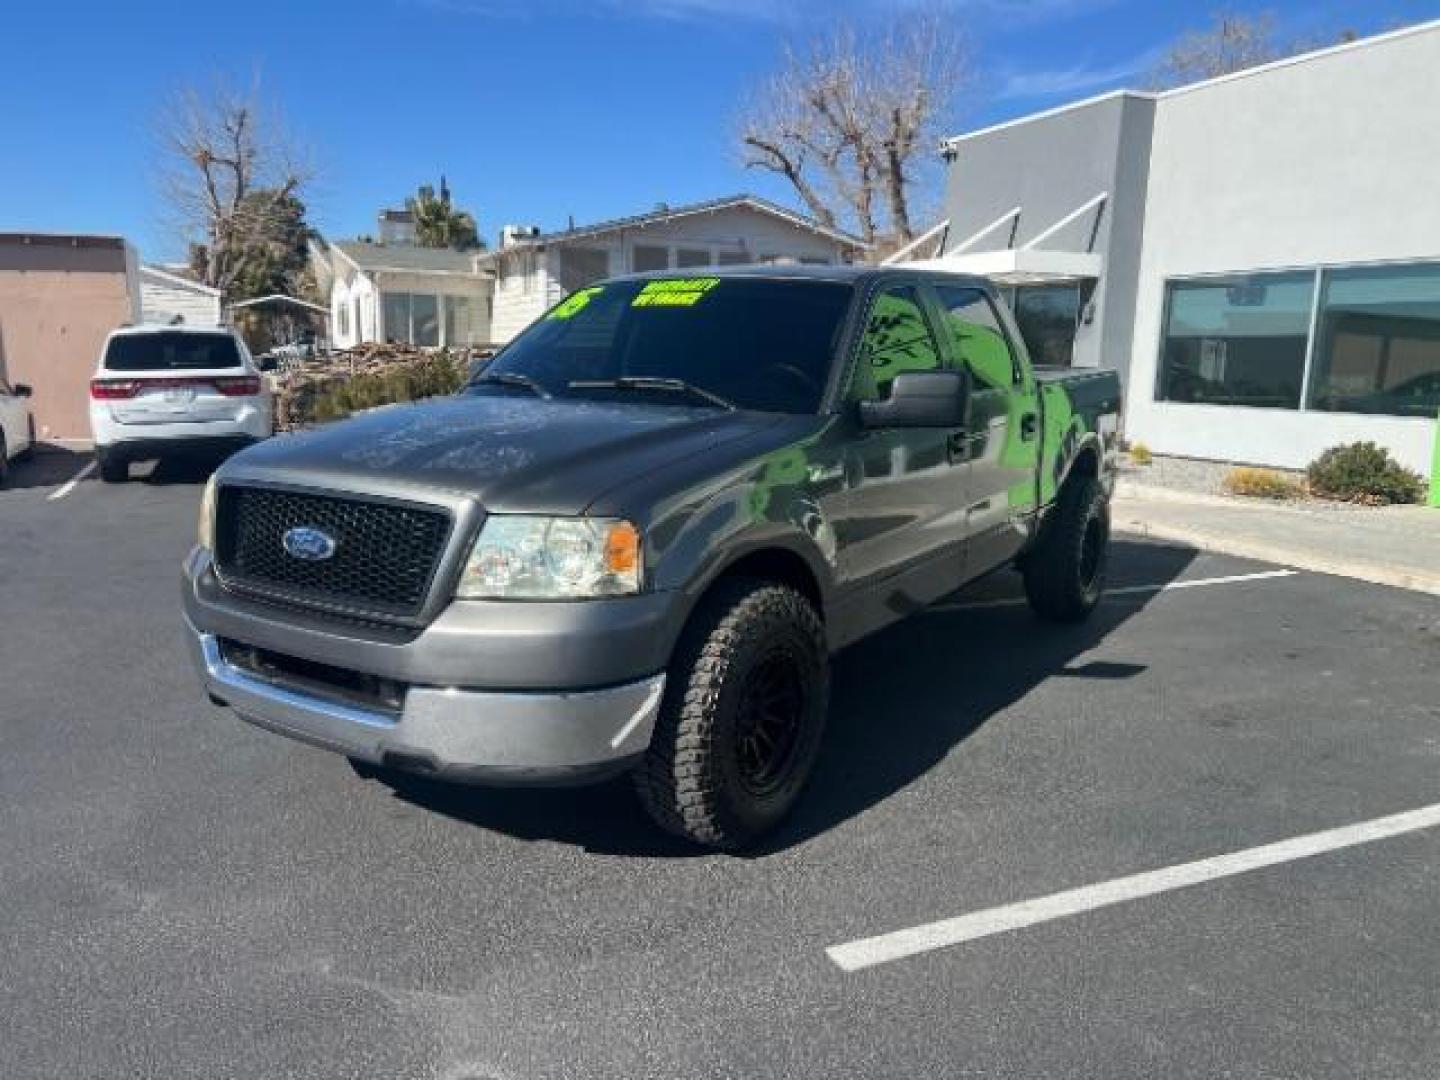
[1013,284,1080,368]
[1158,272,1315,408]
[1308,263,1440,418]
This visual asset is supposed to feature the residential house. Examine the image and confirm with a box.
[319,232,492,350]
[483,194,867,343]
[139,264,222,327]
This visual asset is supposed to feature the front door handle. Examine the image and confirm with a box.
[1019,412,1040,441]
[946,430,969,462]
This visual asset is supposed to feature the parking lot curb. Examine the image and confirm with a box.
[1113,506,1440,598]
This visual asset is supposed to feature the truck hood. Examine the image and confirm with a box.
[222,393,791,515]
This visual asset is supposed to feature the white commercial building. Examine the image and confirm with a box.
[919,20,1440,474]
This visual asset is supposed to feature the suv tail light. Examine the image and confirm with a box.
[213,375,262,397]
[90,379,141,399]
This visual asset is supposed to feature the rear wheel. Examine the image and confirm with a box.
[0,434,9,487]
[96,450,128,483]
[634,578,829,850]
[1023,475,1110,623]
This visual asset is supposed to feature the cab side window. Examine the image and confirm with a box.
[932,285,1022,392]
[850,286,943,402]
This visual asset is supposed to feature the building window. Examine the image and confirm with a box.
[412,293,439,346]
[631,245,669,273]
[675,248,710,269]
[445,295,479,346]
[1308,262,1440,418]
[336,301,350,337]
[1158,272,1315,409]
[381,292,441,345]
[716,250,749,266]
[558,246,610,292]
[1012,284,1081,368]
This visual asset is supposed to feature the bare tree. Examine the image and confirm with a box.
[740,15,966,246]
[1146,11,1285,89]
[158,79,312,296]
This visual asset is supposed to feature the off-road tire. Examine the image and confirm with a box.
[1023,475,1110,623]
[97,450,128,483]
[634,578,829,850]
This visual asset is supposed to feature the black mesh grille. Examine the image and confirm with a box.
[214,486,452,618]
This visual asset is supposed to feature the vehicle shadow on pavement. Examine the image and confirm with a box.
[1,444,92,491]
[382,538,1198,857]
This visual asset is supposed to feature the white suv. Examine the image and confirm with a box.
[90,325,272,482]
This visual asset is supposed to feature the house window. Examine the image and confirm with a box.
[631,245,669,273]
[381,292,441,345]
[558,246,610,292]
[716,250,749,266]
[675,248,710,269]
[412,293,439,346]
[445,295,479,346]
[337,301,350,337]
[1307,262,1440,418]
[1157,272,1315,409]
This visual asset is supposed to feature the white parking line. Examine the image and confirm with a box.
[827,801,1440,972]
[930,568,1298,612]
[47,461,96,501]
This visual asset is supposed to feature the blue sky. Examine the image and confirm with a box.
[2,0,1434,261]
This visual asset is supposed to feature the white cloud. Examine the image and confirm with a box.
[993,47,1158,100]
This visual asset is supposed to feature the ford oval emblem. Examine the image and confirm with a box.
[282,526,337,561]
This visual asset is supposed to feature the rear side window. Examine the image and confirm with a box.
[104,332,242,372]
[932,285,1021,390]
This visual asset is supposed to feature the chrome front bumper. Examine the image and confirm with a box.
[185,625,665,786]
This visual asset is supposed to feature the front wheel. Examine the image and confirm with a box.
[1023,475,1110,623]
[634,579,829,850]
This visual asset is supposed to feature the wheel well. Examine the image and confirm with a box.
[1067,444,1100,484]
[707,548,823,615]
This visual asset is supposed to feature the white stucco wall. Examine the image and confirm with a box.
[1125,24,1440,472]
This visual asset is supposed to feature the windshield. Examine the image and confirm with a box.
[104,331,242,372]
[472,277,854,414]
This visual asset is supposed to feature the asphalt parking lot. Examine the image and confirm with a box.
[3,453,1438,1079]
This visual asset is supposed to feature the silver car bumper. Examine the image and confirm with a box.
[185,624,665,786]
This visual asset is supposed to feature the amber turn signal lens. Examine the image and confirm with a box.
[603,521,641,575]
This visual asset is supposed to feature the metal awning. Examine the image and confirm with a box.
[907,247,1102,285]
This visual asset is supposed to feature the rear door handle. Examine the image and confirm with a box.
[1019,412,1039,441]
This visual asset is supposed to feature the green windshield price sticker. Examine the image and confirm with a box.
[548,287,604,320]
[632,277,721,308]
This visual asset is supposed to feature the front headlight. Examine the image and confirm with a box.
[198,474,219,551]
[457,516,641,600]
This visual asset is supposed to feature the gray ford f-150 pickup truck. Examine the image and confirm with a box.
[184,266,1121,849]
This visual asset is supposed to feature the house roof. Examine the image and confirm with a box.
[140,264,222,296]
[493,194,869,253]
[333,240,479,275]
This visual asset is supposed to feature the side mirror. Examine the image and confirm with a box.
[256,355,278,373]
[859,370,968,429]
[14,383,33,398]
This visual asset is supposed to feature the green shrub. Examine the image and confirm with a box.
[1129,441,1153,466]
[1222,467,1306,500]
[1306,441,1424,505]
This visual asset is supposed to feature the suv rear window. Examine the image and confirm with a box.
[104,332,242,372]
